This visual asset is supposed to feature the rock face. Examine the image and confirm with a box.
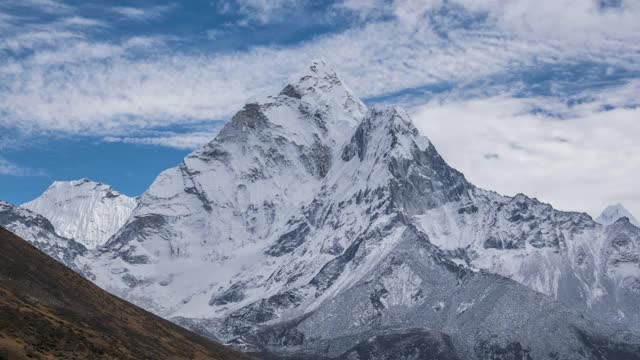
[413,192,640,333]
[0,201,87,274]
[23,178,137,249]
[596,203,639,226]
[7,61,640,359]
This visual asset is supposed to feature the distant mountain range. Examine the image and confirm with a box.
[2,61,640,359]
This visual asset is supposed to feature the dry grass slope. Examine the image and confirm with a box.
[0,226,253,360]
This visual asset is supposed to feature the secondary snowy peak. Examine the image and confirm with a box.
[597,204,639,226]
[342,107,471,212]
[23,178,136,249]
[342,107,430,162]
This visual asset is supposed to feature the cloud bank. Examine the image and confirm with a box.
[410,81,640,216]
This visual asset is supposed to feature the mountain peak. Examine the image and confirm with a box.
[278,60,340,99]
[275,60,365,125]
[23,180,136,248]
[207,60,366,163]
[48,178,106,191]
[289,59,339,84]
[341,106,431,163]
[596,203,639,226]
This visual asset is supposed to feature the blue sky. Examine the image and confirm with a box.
[1,0,640,216]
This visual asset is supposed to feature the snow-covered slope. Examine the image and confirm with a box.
[23,178,136,249]
[596,203,639,226]
[11,62,640,358]
[0,201,88,274]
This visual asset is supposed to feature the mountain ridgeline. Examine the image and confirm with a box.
[3,61,640,359]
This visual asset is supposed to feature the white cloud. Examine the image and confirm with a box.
[1,0,638,139]
[457,0,640,43]
[2,14,638,137]
[103,129,221,150]
[112,6,145,19]
[112,4,175,21]
[0,30,83,52]
[391,0,443,29]
[335,0,387,21]
[409,82,640,218]
[222,0,303,24]
[1,0,72,14]
[205,29,223,40]
[0,10,18,31]
[338,0,640,44]
[0,158,44,177]
[23,36,166,65]
[60,16,106,28]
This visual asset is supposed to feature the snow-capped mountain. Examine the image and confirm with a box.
[0,201,87,274]
[7,61,640,358]
[23,178,137,249]
[596,203,639,226]
[92,60,367,314]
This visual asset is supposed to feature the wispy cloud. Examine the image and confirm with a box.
[1,0,639,214]
[337,0,640,43]
[0,158,45,177]
[1,1,638,139]
[0,0,72,14]
[60,16,106,28]
[219,0,304,25]
[0,10,18,31]
[103,130,221,150]
[100,121,224,150]
[111,4,176,21]
[1,15,638,135]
